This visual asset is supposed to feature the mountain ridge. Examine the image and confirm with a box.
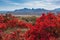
[0,8,60,15]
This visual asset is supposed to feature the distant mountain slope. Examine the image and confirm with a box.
[0,8,60,15]
[13,8,50,15]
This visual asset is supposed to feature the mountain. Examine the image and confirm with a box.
[0,8,60,15]
[52,8,60,13]
[13,8,50,15]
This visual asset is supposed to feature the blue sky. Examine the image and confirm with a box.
[0,0,60,11]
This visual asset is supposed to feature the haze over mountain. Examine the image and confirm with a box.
[0,8,60,15]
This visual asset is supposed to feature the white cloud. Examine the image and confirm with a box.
[21,1,60,10]
[0,0,60,11]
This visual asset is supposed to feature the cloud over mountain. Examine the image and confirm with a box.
[0,0,60,11]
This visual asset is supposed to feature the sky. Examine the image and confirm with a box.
[0,0,60,11]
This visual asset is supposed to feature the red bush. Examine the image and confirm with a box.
[0,13,60,40]
[25,12,60,40]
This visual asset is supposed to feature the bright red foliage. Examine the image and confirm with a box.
[0,13,60,40]
[24,12,60,40]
